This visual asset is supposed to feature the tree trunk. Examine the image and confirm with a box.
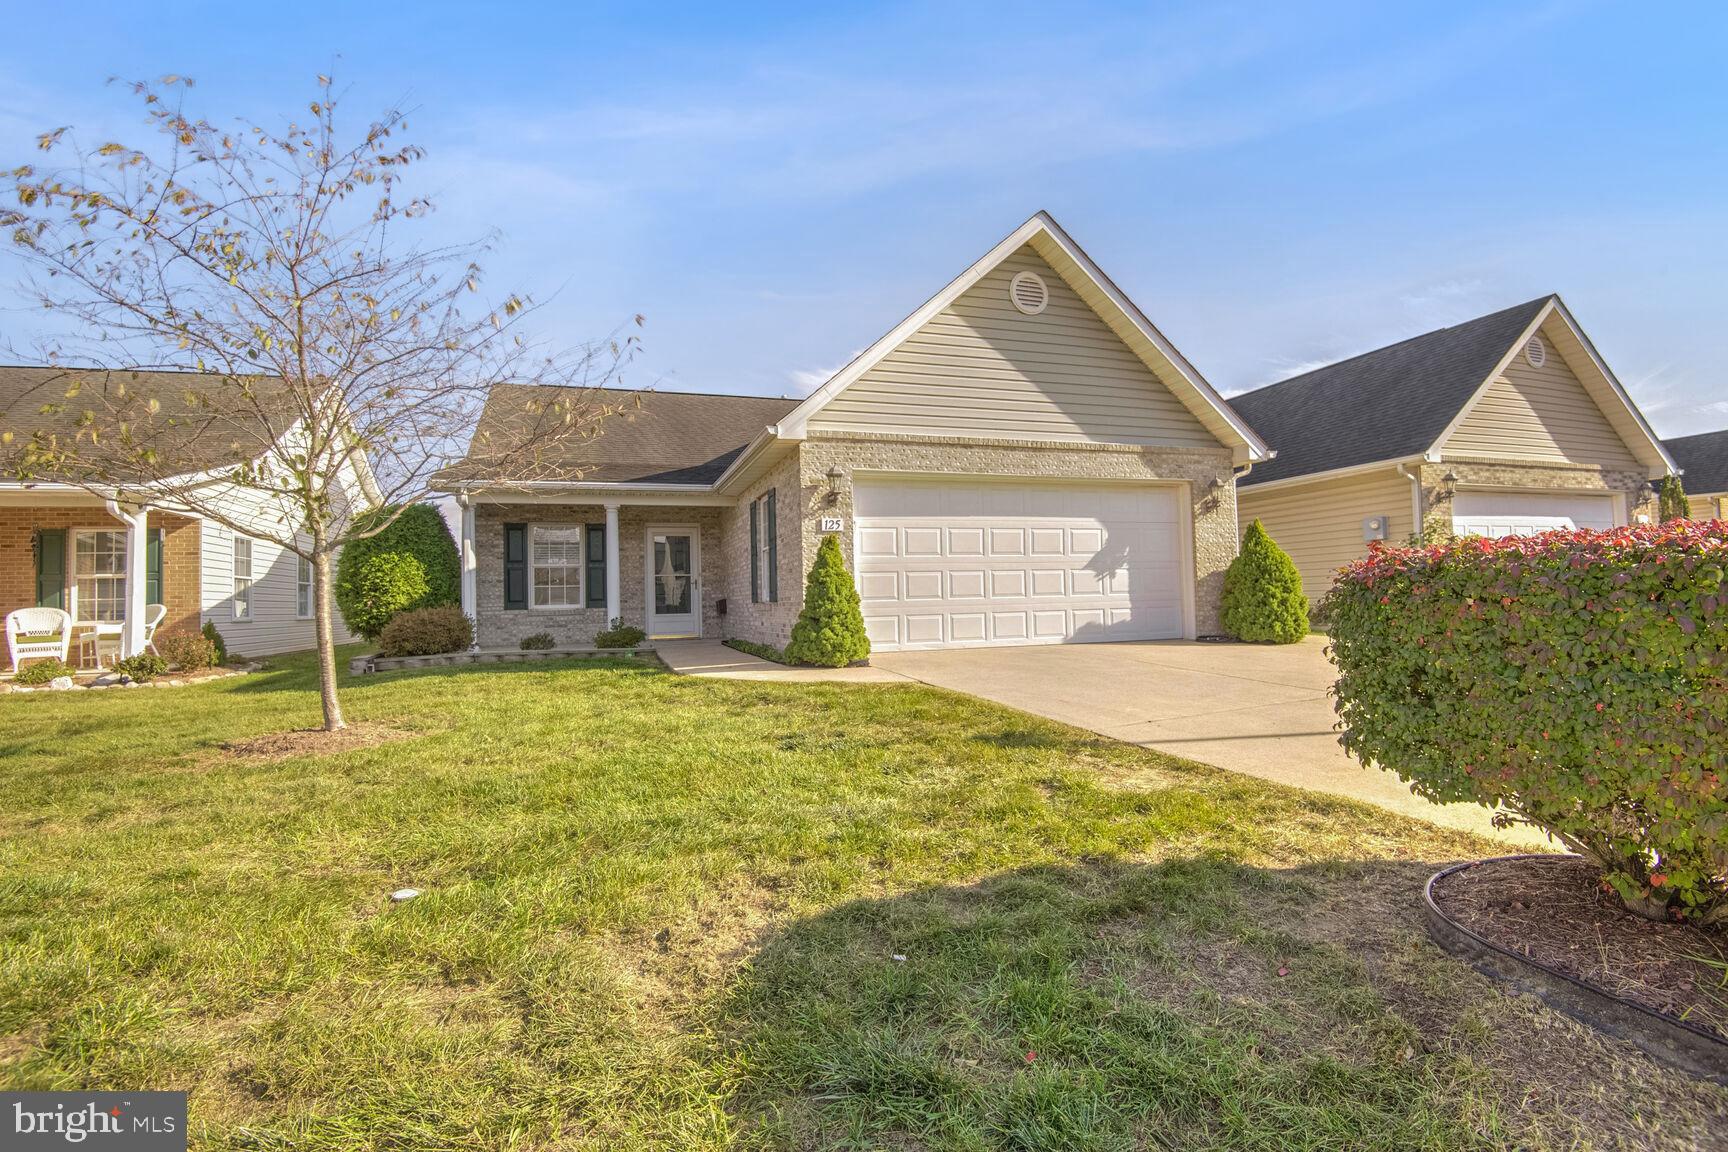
[312,547,346,731]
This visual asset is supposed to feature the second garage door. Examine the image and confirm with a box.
[854,477,1186,651]
[1451,490,1619,538]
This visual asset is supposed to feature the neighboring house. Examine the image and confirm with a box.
[1230,296,1676,602]
[437,212,1271,652]
[0,367,371,662]
[1662,429,1728,520]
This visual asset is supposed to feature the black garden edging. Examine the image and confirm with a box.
[1425,855,1728,1085]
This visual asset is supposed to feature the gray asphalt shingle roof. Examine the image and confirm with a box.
[1230,297,1553,486]
[1664,429,1728,496]
[454,385,799,486]
[0,364,301,482]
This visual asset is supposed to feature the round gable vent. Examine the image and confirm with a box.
[1525,334,1547,368]
[1009,270,1049,315]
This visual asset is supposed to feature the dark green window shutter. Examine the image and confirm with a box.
[766,489,778,602]
[749,499,760,603]
[146,529,164,606]
[503,523,528,610]
[585,523,606,609]
[34,528,66,610]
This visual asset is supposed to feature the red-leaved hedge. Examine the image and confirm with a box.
[1324,520,1727,925]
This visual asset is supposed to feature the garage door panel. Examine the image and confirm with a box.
[947,527,985,555]
[949,614,986,642]
[903,527,943,556]
[858,571,899,602]
[991,612,1030,640]
[947,570,986,599]
[1029,569,1066,597]
[903,570,943,600]
[989,527,1026,555]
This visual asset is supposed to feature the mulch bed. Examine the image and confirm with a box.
[220,722,409,762]
[1431,855,1728,1041]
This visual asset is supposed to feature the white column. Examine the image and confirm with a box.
[604,503,622,623]
[458,497,477,627]
[107,499,149,659]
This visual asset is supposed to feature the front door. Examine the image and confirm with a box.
[645,526,701,637]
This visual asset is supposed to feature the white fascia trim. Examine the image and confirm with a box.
[1424,296,1677,478]
[773,211,1271,461]
[1236,455,1426,496]
[710,424,798,494]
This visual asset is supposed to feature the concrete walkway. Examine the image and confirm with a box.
[874,638,1549,848]
[655,639,911,683]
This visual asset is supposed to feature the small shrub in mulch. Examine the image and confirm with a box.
[1431,855,1727,1042]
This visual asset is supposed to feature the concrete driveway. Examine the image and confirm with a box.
[875,638,1544,846]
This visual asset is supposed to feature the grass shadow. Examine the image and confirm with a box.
[714,856,1727,1151]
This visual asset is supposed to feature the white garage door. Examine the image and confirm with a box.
[1451,490,1619,538]
[854,478,1186,651]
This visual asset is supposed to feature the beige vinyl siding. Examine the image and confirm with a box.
[1237,471,1412,603]
[1690,494,1727,520]
[1441,333,1641,468]
[809,246,1218,448]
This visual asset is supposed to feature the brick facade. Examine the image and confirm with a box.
[718,450,804,647]
[0,504,201,640]
[1417,458,1659,540]
[471,503,726,648]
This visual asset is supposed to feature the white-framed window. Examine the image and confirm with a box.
[531,525,583,608]
[296,554,313,619]
[73,529,128,623]
[232,534,254,620]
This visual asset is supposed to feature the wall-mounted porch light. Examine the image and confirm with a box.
[1441,471,1459,498]
[824,465,844,506]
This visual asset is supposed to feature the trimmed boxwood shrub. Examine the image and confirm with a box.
[115,653,168,682]
[1325,521,1728,925]
[377,606,473,658]
[336,504,460,640]
[786,535,870,668]
[14,657,75,686]
[339,552,430,641]
[1222,520,1309,643]
[594,619,647,648]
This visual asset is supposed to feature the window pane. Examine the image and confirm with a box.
[530,526,582,607]
[74,531,128,622]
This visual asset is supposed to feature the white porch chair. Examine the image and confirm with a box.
[6,607,73,672]
[143,603,167,656]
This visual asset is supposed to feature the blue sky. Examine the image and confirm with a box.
[2,1,1724,435]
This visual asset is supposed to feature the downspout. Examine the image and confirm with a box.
[1396,464,1423,545]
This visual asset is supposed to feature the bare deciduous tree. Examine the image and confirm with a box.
[1,75,638,729]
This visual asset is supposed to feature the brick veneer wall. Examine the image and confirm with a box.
[471,503,726,647]
[1418,459,1659,540]
[718,450,805,648]
[792,433,1239,640]
[0,505,201,637]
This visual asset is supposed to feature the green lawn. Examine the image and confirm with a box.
[0,651,1721,1150]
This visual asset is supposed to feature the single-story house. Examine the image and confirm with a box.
[1228,296,1677,602]
[1662,429,1728,520]
[1,366,369,663]
[437,211,1271,652]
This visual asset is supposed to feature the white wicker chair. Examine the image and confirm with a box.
[6,606,73,672]
[143,603,167,656]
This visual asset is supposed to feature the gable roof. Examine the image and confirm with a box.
[1665,429,1728,496]
[1231,298,1551,486]
[0,364,311,483]
[1233,296,1674,486]
[449,385,798,486]
[777,211,1271,464]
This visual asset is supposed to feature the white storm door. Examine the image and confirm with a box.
[645,526,700,637]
